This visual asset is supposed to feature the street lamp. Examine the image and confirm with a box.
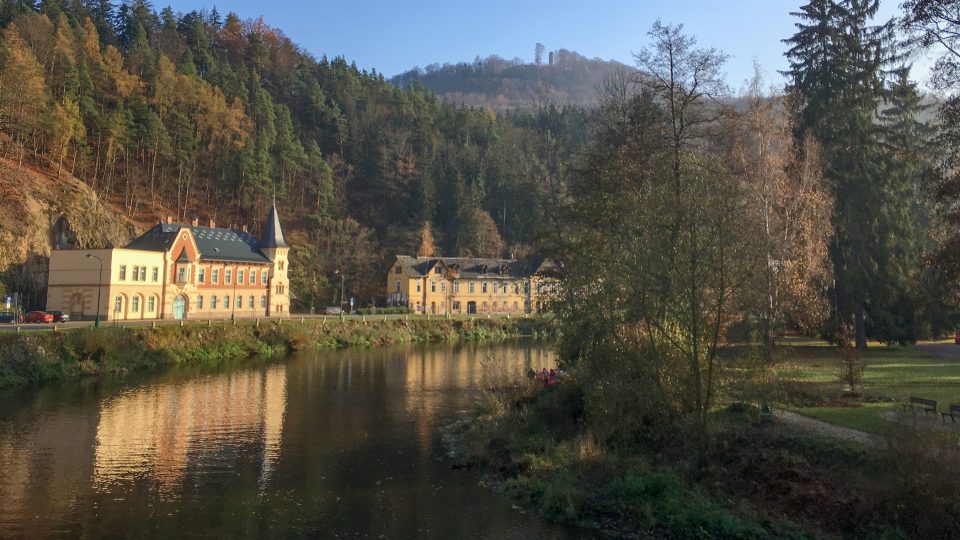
[86,253,103,328]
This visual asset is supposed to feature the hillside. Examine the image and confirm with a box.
[0,157,131,309]
[0,3,581,311]
[390,50,633,110]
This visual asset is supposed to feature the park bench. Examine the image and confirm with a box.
[907,396,938,416]
[941,403,960,423]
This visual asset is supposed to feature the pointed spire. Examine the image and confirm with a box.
[261,198,288,248]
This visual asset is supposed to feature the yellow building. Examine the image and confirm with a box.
[46,202,290,321]
[385,255,559,315]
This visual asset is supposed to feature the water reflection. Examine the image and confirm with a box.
[0,341,582,539]
[93,365,287,496]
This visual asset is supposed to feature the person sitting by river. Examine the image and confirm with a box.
[539,368,549,384]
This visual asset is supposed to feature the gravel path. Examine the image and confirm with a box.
[913,341,960,360]
[773,410,878,447]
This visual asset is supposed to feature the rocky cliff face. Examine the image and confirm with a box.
[0,159,132,309]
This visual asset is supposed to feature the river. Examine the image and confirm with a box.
[0,340,592,538]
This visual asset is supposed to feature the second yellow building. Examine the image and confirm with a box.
[385,255,559,315]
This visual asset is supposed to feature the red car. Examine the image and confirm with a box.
[23,311,54,323]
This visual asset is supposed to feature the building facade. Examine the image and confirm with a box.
[385,255,559,315]
[46,203,290,321]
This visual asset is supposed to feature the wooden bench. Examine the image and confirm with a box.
[908,396,938,416]
[941,403,960,423]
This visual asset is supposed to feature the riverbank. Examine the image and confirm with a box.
[0,316,556,388]
[450,372,960,539]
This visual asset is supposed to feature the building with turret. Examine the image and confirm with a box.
[46,202,290,321]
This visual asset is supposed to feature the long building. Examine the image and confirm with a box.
[46,203,290,321]
[385,255,559,315]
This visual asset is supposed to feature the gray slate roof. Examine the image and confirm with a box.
[126,223,272,263]
[261,201,288,249]
[395,255,558,279]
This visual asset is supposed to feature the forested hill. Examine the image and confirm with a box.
[0,1,587,310]
[390,50,633,110]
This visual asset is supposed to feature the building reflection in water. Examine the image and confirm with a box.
[402,343,556,452]
[93,365,288,497]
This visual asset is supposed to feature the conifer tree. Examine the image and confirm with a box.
[784,0,900,347]
[872,68,937,342]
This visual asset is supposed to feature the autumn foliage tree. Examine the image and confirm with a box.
[733,73,833,357]
[554,22,767,452]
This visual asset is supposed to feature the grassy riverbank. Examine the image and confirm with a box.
[452,365,960,539]
[0,317,555,388]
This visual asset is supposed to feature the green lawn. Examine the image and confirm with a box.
[770,339,960,434]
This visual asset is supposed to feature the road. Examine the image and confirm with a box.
[0,313,534,332]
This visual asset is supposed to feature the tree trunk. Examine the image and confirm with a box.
[855,308,867,350]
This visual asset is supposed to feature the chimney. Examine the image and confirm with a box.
[191,217,199,226]
[166,216,174,224]
[208,219,216,228]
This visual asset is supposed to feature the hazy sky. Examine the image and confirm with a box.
[159,0,932,89]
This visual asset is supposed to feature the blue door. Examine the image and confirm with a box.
[173,296,186,320]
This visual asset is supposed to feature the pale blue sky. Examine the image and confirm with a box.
[159,0,931,89]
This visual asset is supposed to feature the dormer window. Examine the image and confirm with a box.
[176,265,188,283]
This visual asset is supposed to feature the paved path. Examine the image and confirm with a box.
[773,410,878,447]
[914,340,960,360]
